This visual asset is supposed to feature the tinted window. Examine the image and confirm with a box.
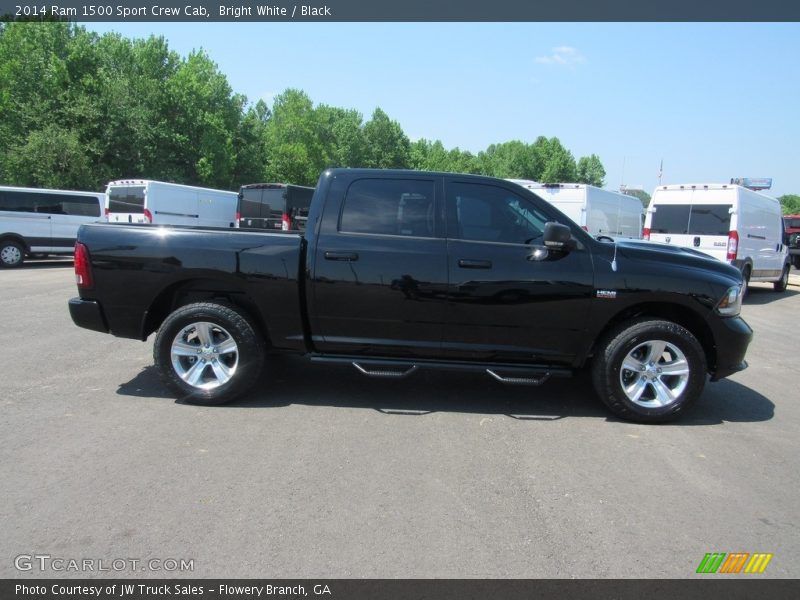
[261,189,286,219]
[448,182,549,245]
[108,186,145,214]
[61,195,101,217]
[687,204,731,235]
[0,191,37,212]
[784,218,800,229]
[650,204,691,234]
[239,188,264,218]
[340,179,436,237]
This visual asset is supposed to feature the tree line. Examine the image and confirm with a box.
[2,21,608,192]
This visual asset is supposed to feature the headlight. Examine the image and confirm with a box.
[716,285,742,317]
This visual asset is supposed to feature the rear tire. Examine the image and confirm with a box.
[0,240,25,268]
[774,264,790,292]
[154,302,265,405]
[591,319,707,423]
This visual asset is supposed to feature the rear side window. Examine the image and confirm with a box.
[108,186,145,214]
[340,179,436,237]
[0,191,100,216]
[686,204,731,235]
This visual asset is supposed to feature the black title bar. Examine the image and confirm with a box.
[1,0,800,22]
[3,579,800,600]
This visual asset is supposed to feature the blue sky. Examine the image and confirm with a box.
[84,22,800,197]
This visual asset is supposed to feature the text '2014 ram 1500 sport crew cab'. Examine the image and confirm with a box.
[68,169,753,423]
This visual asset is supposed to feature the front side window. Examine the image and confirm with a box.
[447,182,549,245]
[340,179,436,238]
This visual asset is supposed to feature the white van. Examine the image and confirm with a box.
[0,185,104,268]
[510,181,643,239]
[105,180,238,228]
[644,183,789,291]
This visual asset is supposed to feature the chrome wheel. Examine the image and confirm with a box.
[170,321,239,390]
[619,340,690,408]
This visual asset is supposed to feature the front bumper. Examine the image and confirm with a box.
[68,297,109,334]
[710,315,753,381]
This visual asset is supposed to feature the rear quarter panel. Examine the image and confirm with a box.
[77,223,306,350]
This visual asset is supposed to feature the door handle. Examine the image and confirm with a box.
[458,259,492,269]
[324,251,359,261]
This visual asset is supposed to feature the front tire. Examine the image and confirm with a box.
[154,302,265,405]
[0,240,25,268]
[591,319,707,423]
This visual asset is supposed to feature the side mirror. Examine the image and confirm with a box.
[543,222,574,251]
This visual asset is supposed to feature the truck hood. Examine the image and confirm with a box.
[612,238,743,283]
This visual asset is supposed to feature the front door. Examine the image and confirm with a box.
[443,179,594,365]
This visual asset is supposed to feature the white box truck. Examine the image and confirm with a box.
[644,183,789,291]
[510,181,643,239]
[105,180,238,228]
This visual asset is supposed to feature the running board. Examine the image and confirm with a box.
[352,362,418,378]
[486,369,550,386]
[309,354,571,385]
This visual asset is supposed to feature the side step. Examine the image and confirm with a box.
[309,354,571,385]
[352,363,418,378]
[486,369,550,386]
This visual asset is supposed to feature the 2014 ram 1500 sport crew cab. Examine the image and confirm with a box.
[69,169,753,423]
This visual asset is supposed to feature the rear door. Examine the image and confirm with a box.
[310,175,448,359]
[686,202,731,261]
[107,185,147,224]
[442,178,594,364]
[649,192,730,261]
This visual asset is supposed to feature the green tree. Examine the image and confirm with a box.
[316,104,366,169]
[264,89,327,185]
[5,124,93,189]
[477,141,538,180]
[576,154,606,187]
[534,136,577,183]
[167,50,242,188]
[362,108,410,169]
[778,194,800,215]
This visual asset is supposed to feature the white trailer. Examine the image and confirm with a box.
[644,183,789,291]
[105,180,238,228]
[510,181,643,239]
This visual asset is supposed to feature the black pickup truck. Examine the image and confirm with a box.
[69,169,753,423]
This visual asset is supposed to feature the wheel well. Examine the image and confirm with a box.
[142,278,271,345]
[0,234,29,253]
[591,303,717,373]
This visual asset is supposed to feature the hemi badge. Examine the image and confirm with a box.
[596,290,617,299]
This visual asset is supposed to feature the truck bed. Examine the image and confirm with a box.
[76,223,307,350]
